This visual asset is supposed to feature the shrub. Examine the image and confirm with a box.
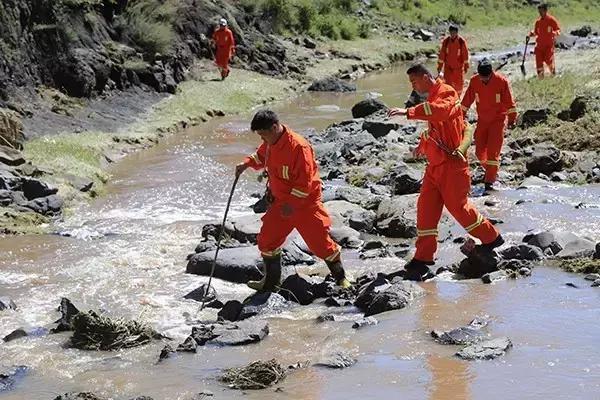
[121,0,177,56]
[296,0,317,32]
[261,0,294,33]
[339,18,358,40]
[358,21,371,38]
[316,18,339,40]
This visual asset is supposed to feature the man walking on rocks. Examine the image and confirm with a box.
[236,110,351,291]
[461,58,518,192]
[528,3,561,78]
[387,64,504,281]
[212,18,236,80]
[437,25,470,94]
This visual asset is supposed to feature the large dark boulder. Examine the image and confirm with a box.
[362,120,399,138]
[330,226,363,248]
[457,248,500,279]
[499,244,545,261]
[21,179,58,200]
[355,277,425,317]
[308,77,356,92]
[522,231,562,255]
[375,195,418,238]
[186,247,262,283]
[381,163,422,195]
[239,292,291,320]
[519,109,549,128]
[24,194,63,216]
[431,318,489,345]
[351,98,387,118]
[570,25,592,37]
[0,145,25,166]
[525,144,564,176]
[279,274,320,305]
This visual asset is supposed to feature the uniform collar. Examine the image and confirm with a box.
[270,124,290,150]
[428,78,444,100]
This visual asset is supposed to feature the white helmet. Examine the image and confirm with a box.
[219,18,227,26]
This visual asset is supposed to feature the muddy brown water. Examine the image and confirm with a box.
[1,64,600,400]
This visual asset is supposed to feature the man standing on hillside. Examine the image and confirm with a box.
[528,3,561,78]
[461,58,517,193]
[387,64,504,281]
[212,18,236,80]
[437,25,470,94]
[236,110,351,291]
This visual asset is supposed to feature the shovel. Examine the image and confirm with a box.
[520,36,530,76]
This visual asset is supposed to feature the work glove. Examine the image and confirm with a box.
[235,162,248,178]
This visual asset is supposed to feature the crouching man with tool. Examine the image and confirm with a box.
[387,64,504,281]
[236,110,351,291]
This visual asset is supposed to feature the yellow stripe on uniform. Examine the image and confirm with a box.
[261,248,282,258]
[507,107,517,114]
[486,160,500,166]
[465,214,484,232]
[325,248,341,262]
[291,188,309,198]
[495,93,501,103]
[250,153,260,164]
[417,228,439,237]
[282,165,289,180]
[421,130,430,140]
[423,102,433,116]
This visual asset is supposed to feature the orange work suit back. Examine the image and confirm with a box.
[461,72,517,124]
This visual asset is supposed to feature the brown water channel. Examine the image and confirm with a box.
[1,64,600,399]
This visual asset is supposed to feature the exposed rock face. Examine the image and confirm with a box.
[0,109,25,149]
[308,77,356,92]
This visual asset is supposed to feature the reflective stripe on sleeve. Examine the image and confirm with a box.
[291,188,309,198]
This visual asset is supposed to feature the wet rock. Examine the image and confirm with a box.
[456,337,512,360]
[0,145,25,166]
[375,195,418,238]
[218,300,244,322]
[186,247,262,283]
[330,225,363,248]
[592,279,600,287]
[239,292,290,320]
[571,25,592,37]
[362,120,399,138]
[355,279,425,317]
[523,231,562,255]
[325,186,384,210]
[457,248,500,279]
[177,335,199,353]
[550,171,567,182]
[282,238,316,265]
[555,34,577,50]
[51,297,80,333]
[210,320,270,346]
[348,209,376,232]
[191,391,214,399]
[0,365,27,392]
[53,393,106,400]
[519,267,532,277]
[525,144,564,176]
[352,317,378,329]
[519,109,549,128]
[518,176,551,188]
[0,297,17,311]
[385,163,422,195]
[351,99,387,119]
[24,194,63,216]
[279,274,319,305]
[499,244,545,261]
[556,236,597,259]
[315,352,357,369]
[308,77,356,92]
[432,319,488,345]
[2,328,27,342]
[158,344,176,362]
[584,273,600,281]
[482,270,509,284]
[595,243,600,259]
[303,37,317,49]
[405,90,427,108]
[183,284,217,303]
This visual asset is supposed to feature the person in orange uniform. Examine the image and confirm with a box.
[528,3,560,78]
[387,64,504,281]
[236,110,351,291]
[437,25,470,94]
[212,18,236,80]
[461,58,518,192]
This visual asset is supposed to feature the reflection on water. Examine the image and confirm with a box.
[1,65,600,399]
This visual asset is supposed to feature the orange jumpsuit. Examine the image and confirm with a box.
[530,14,560,76]
[212,27,236,78]
[407,79,499,263]
[461,72,518,184]
[243,125,340,262]
[438,36,469,94]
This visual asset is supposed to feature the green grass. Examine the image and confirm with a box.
[0,207,49,235]
[558,258,600,274]
[119,0,178,56]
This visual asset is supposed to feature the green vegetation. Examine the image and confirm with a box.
[0,207,49,235]
[119,0,178,56]
[557,258,600,274]
[509,49,600,151]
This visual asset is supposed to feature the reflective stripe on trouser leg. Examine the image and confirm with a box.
[414,169,444,263]
[440,161,499,245]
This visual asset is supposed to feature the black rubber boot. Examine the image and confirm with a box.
[387,259,434,282]
[480,234,505,251]
[325,260,351,288]
[247,255,282,292]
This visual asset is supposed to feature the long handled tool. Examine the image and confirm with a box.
[520,36,530,76]
[196,174,240,314]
